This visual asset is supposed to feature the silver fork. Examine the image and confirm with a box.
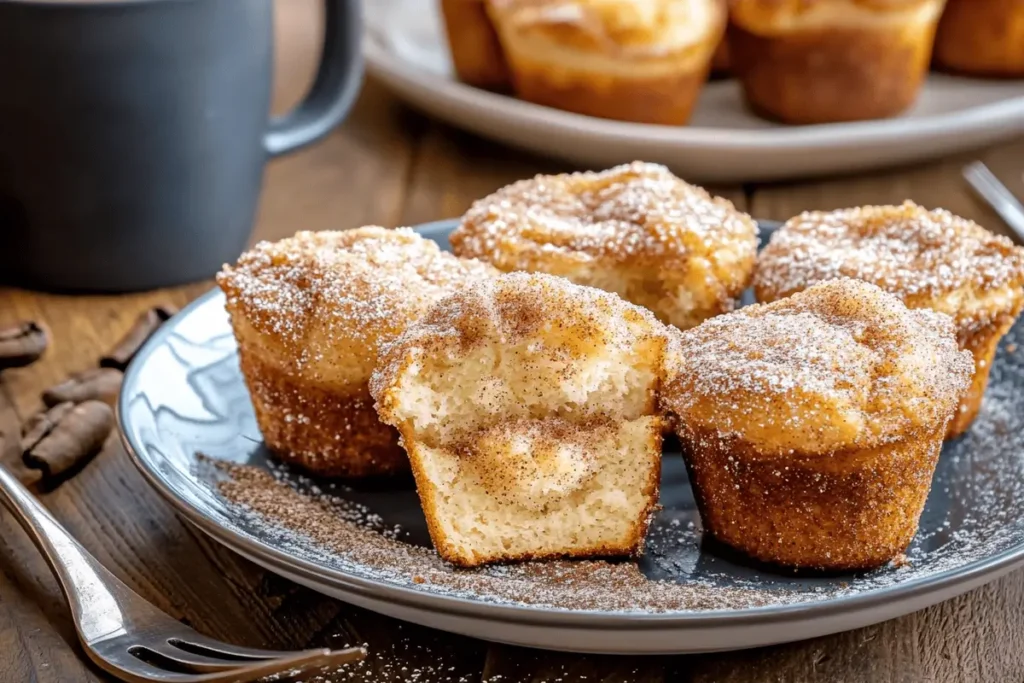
[962,161,1024,244]
[0,464,365,682]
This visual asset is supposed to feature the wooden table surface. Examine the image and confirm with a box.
[3,2,1024,681]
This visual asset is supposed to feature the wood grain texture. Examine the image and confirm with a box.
[2,1,1024,681]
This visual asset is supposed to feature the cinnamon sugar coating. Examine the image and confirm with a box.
[665,278,973,454]
[756,202,1024,305]
[217,227,497,477]
[666,278,972,570]
[451,162,758,330]
[756,202,1024,437]
[371,273,668,567]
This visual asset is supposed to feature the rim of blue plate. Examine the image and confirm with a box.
[118,218,1024,630]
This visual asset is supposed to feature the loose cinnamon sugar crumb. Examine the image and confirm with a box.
[891,553,911,569]
[210,459,812,612]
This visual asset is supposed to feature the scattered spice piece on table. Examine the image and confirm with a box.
[42,367,123,407]
[0,321,48,370]
[100,306,177,370]
[0,431,43,487]
[22,400,114,482]
[20,402,76,451]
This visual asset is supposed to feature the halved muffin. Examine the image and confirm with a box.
[217,227,497,478]
[450,162,759,330]
[485,0,726,124]
[370,273,668,567]
[728,0,946,123]
[440,0,512,90]
[755,202,1024,438]
[664,279,973,570]
[933,0,1024,78]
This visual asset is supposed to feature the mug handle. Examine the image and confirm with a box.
[264,0,364,157]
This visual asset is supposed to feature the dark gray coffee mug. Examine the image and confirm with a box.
[0,0,362,292]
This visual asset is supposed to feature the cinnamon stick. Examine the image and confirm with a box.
[22,400,114,480]
[42,367,123,407]
[0,321,48,370]
[100,306,177,371]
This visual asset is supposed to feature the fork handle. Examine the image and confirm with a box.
[0,463,131,641]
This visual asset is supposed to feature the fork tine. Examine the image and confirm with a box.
[166,634,332,661]
[89,645,366,683]
[184,648,366,683]
[130,641,267,674]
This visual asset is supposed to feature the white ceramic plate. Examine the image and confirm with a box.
[362,0,1024,183]
[119,220,1024,655]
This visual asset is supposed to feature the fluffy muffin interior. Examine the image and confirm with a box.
[664,278,974,455]
[371,272,667,566]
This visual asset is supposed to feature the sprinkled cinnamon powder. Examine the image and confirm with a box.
[211,458,827,612]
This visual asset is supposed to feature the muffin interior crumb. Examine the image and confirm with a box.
[371,273,667,565]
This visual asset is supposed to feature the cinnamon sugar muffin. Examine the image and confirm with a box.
[755,202,1024,438]
[450,162,759,330]
[933,0,1024,78]
[485,0,726,124]
[728,0,946,123]
[664,279,973,570]
[217,227,497,478]
[371,273,668,567]
[440,0,512,90]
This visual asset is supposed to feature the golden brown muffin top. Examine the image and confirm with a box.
[730,0,942,33]
[755,201,1024,311]
[486,0,725,56]
[664,278,972,454]
[217,227,496,373]
[451,161,758,274]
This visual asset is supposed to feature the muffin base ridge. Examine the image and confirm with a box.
[679,425,945,571]
[729,22,938,124]
[239,351,408,478]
